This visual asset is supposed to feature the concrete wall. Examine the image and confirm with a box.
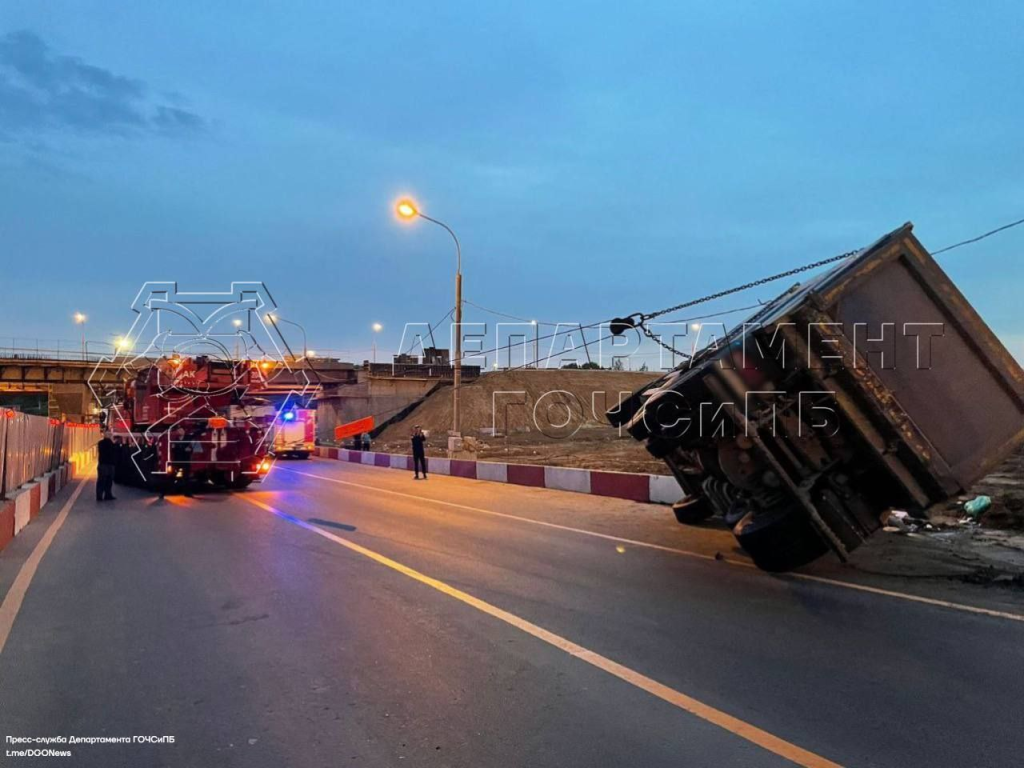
[317,374,438,442]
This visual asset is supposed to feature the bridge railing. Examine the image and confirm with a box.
[0,413,100,498]
[0,338,118,362]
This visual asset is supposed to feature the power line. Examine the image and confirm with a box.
[435,214,1024,370]
[932,215,1024,255]
[401,306,455,356]
[463,299,560,327]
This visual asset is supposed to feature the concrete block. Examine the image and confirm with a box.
[390,454,411,470]
[476,462,507,483]
[13,488,33,535]
[39,474,50,506]
[649,475,683,505]
[428,458,450,476]
[28,483,41,518]
[0,500,14,551]
[543,466,591,494]
[507,464,545,487]
[361,452,376,465]
[590,471,650,502]
[450,460,476,479]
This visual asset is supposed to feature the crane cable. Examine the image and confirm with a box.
[446,215,1024,368]
[619,212,1024,359]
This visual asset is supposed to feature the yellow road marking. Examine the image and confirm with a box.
[285,466,1024,624]
[0,478,88,656]
[243,495,843,768]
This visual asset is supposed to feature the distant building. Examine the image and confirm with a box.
[392,346,450,366]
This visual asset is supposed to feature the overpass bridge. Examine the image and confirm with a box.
[0,351,477,440]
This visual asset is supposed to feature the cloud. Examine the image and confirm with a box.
[0,29,205,138]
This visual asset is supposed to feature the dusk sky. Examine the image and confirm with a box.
[2,1,1022,364]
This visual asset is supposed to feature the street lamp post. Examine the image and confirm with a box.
[73,312,87,360]
[232,318,243,359]
[371,322,383,364]
[396,198,464,438]
[267,314,308,360]
[531,319,538,369]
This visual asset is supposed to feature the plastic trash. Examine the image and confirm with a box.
[883,510,916,533]
[963,495,992,518]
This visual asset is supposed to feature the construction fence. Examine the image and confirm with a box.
[0,412,99,498]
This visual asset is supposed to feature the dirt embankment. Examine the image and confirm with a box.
[956,445,1024,529]
[375,369,664,473]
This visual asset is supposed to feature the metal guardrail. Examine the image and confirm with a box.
[0,338,119,362]
[0,412,100,498]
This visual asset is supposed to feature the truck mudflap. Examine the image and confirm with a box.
[612,223,1024,570]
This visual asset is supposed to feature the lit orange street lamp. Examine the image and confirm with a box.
[394,197,464,438]
[396,200,417,219]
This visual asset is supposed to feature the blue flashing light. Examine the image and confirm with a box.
[283,411,296,421]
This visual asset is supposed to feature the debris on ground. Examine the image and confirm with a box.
[883,510,917,534]
[963,495,993,518]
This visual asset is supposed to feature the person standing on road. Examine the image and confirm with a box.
[411,425,428,480]
[96,431,117,502]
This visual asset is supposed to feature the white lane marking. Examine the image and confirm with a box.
[244,495,844,768]
[281,468,727,563]
[283,466,1024,624]
[0,478,89,655]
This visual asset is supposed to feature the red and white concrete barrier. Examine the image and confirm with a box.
[314,446,682,505]
[0,461,80,554]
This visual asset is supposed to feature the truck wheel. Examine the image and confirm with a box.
[672,496,714,525]
[732,508,829,572]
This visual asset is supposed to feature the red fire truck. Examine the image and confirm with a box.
[108,354,273,491]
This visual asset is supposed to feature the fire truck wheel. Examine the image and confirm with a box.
[731,508,829,572]
[672,496,714,525]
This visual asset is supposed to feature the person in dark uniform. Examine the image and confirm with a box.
[111,436,126,484]
[96,431,117,501]
[411,425,427,480]
[139,435,159,488]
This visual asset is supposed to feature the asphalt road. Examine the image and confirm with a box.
[1,458,1022,768]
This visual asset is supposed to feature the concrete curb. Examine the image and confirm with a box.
[0,461,79,554]
[314,446,681,505]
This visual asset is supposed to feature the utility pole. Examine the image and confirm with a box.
[395,199,463,440]
[453,271,462,432]
[74,312,87,360]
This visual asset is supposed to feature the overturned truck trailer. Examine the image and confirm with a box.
[610,223,1024,571]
